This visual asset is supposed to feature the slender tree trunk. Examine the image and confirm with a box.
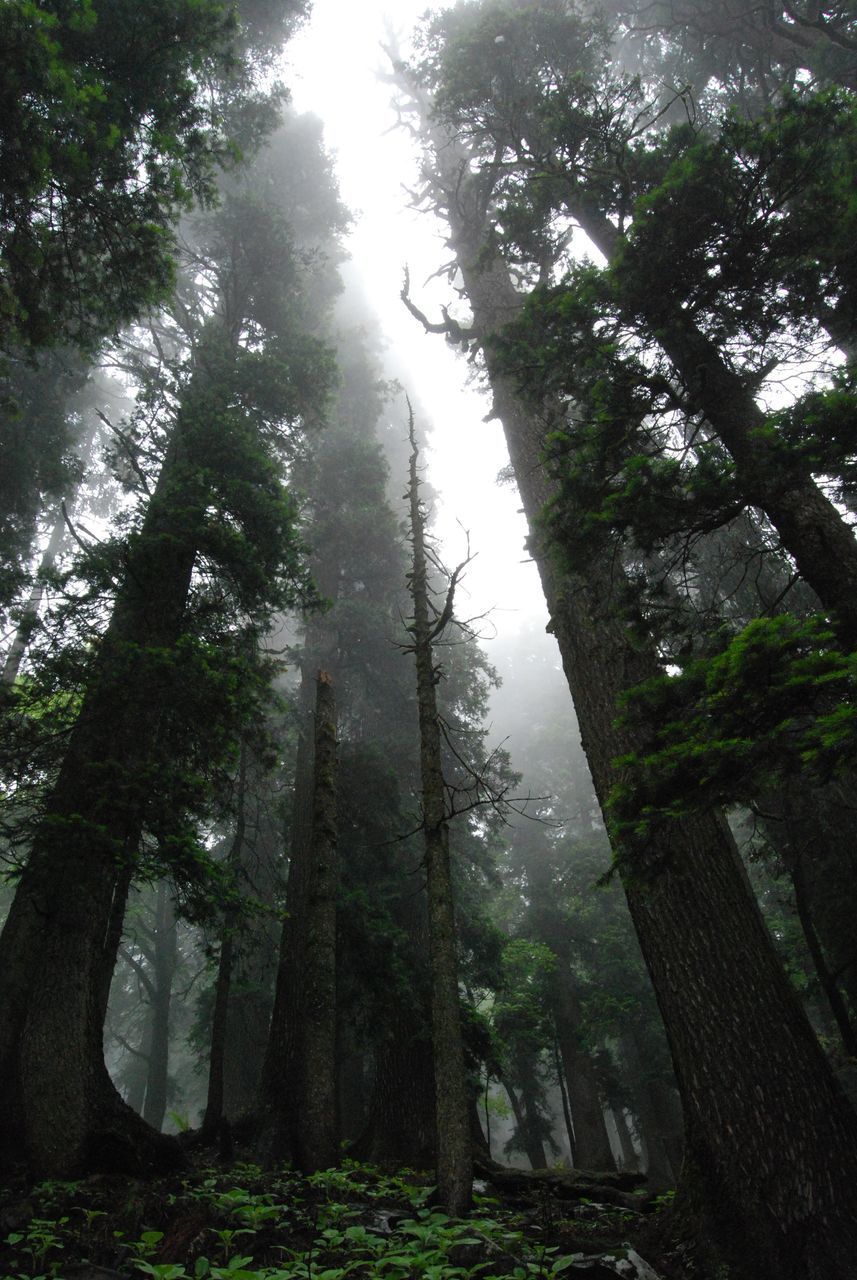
[483,1072,493,1160]
[611,1107,638,1173]
[258,668,318,1159]
[511,1051,549,1170]
[1,507,65,687]
[502,1080,537,1168]
[402,107,857,1277]
[96,865,136,1032]
[124,1042,150,1116]
[295,670,339,1172]
[791,855,857,1059]
[620,1031,677,1193]
[202,748,248,1140]
[758,787,857,1056]
[553,1034,577,1166]
[202,933,233,1141]
[142,882,177,1133]
[552,978,614,1171]
[406,418,472,1216]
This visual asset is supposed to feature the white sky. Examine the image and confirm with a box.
[286,0,549,647]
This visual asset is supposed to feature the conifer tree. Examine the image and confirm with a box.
[392,36,857,1276]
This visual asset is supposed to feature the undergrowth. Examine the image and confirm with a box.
[0,1159,658,1280]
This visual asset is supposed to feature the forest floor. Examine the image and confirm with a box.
[0,1154,694,1280]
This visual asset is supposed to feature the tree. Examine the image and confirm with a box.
[404,411,472,1217]
[0,112,341,1176]
[391,35,857,1277]
[0,0,306,354]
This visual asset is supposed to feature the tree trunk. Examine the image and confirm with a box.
[202,747,248,1140]
[403,106,857,1278]
[791,854,857,1059]
[553,1034,577,1166]
[619,1031,678,1193]
[0,408,203,1175]
[502,1079,544,1170]
[141,882,177,1133]
[406,417,472,1216]
[611,1107,638,1174]
[1,506,65,687]
[258,670,317,1159]
[295,670,339,1173]
[552,978,615,1171]
[509,1052,549,1170]
[353,1029,436,1168]
[202,932,233,1141]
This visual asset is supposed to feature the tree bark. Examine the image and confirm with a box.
[620,1030,678,1193]
[202,932,233,1141]
[258,671,317,1159]
[406,418,473,1216]
[141,882,177,1133]
[353,1028,437,1168]
[402,105,857,1278]
[791,854,857,1059]
[295,669,339,1172]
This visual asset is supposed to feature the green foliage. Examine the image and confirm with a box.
[609,615,857,844]
[0,1160,660,1280]
[616,90,857,345]
[0,0,308,353]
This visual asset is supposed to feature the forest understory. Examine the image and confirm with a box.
[0,1153,693,1280]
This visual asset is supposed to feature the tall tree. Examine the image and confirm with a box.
[0,114,341,1176]
[0,0,306,354]
[405,412,472,1217]
[392,39,857,1277]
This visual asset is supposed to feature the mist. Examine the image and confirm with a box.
[1,2,856,1279]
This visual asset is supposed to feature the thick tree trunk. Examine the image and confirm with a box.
[221,793,281,1122]
[353,1029,436,1168]
[406,421,473,1216]
[0,412,203,1174]
[295,670,339,1172]
[259,668,340,1171]
[405,115,857,1278]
